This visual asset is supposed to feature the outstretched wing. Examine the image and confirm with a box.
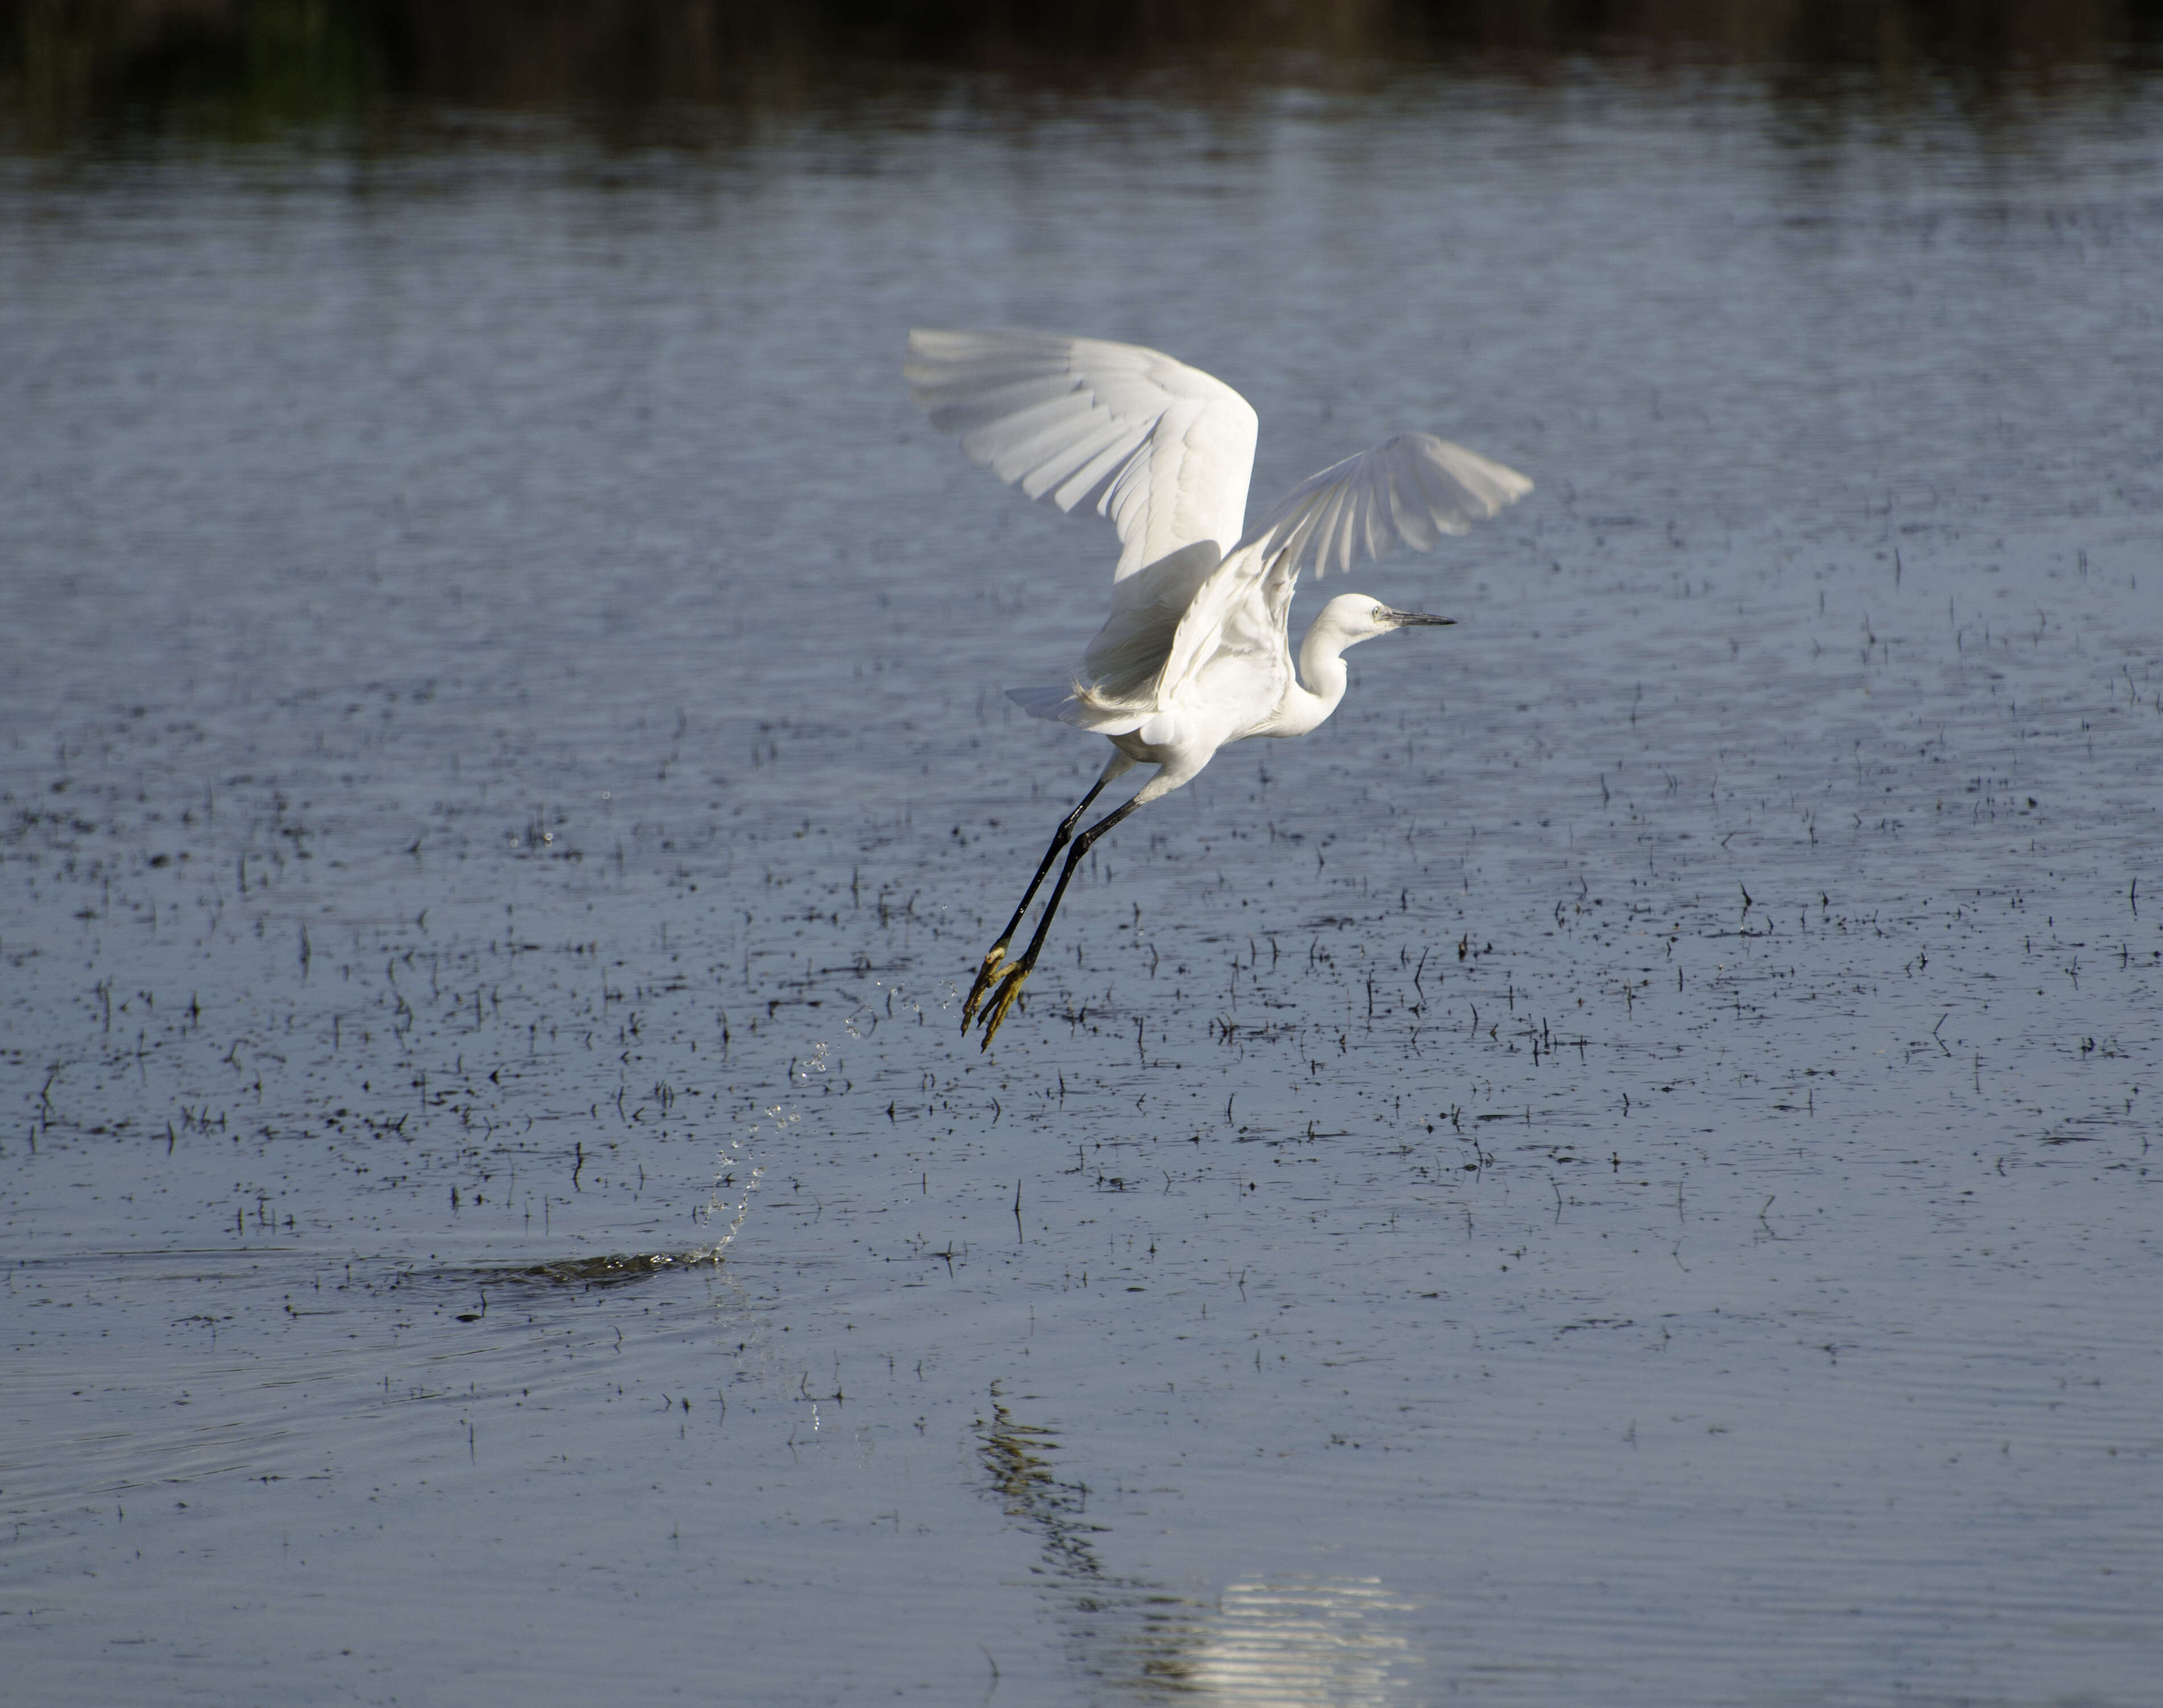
[1237,432,1532,582]
[905,330,1259,581]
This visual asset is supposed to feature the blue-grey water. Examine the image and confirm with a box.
[5,61,2161,1706]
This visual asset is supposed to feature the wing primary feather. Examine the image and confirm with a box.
[1020,417,1134,501]
[919,374,1079,432]
[1385,461,1438,552]
[965,393,1102,476]
[1359,456,1391,562]
[1050,429,1147,513]
[1317,487,1354,577]
[1409,445,1474,534]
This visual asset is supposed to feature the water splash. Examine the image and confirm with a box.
[689,1110,782,1264]
[688,1042,838,1263]
[859,976,951,1029]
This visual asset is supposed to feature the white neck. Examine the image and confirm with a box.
[1270,616,1357,738]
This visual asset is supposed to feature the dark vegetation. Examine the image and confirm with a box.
[5,0,2160,151]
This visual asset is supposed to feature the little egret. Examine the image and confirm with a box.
[905,330,1532,1047]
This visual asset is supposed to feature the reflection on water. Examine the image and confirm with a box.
[982,1396,1420,1703]
[980,1394,1218,1694]
[1186,1581,1419,1708]
[980,1394,1113,1579]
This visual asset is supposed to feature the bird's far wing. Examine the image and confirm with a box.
[1150,540,1276,711]
[1237,432,1532,583]
[1079,540,1221,704]
[905,330,1259,581]
[1150,434,1531,711]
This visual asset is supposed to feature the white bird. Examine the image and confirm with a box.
[905,329,1532,1046]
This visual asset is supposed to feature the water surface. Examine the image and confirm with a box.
[3,41,2161,1706]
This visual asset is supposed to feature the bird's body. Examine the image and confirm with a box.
[905,329,1531,1044]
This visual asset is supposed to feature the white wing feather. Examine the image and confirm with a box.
[905,330,1259,581]
[1237,433,1532,582]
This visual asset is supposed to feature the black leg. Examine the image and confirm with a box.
[978,795,1145,1048]
[962,764,1125,1026]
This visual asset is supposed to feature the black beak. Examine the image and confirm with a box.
[1384,610,1455,628]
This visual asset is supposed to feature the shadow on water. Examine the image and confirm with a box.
[404,1247,726,1296]
[476,1246,720,1285]
[5,0,2160,154]
[979,1391,1426,1703]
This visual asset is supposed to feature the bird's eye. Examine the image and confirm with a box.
[1373,606,1388,623]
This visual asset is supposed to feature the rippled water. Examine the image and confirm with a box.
[5,63,2161,1706]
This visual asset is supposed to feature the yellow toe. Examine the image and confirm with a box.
[978,964,1031,1049]
[961,945,1007,1027]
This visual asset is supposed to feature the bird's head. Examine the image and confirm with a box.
[1316,594,1456,648]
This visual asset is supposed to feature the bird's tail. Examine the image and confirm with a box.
[1005,539,1221,736]
[1006,684,1150,735]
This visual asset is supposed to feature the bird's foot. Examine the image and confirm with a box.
[961,944,1008,1028]
[977,962,1031,1050]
